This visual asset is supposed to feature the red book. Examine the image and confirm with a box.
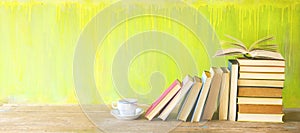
[145,79,181,116]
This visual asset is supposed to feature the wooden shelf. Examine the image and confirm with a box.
[0,104,299,132]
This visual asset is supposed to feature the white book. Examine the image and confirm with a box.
[237,113,284,123]
[158,75,194,120]
[219,67,230,120]
[202,67,223,120]
[191,71,213,122]
[228,59,239,121]
[177,76,202,121]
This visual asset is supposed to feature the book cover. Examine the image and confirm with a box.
[238,104,283,114]
[237,97,282,105]
[219,67,230,120]
[145,79,181,116]
[202,67,223,120]
[239,72,285,80]
[238,87,282,97]
[237,113,284,123]
[237,58,285,67]
[228,59,239,121]
[191,71,213,122]
[177,76,202,122]
[145,80,182,120]
[238,79,284,88]
[239,66,285,73]
[158,75,194,121]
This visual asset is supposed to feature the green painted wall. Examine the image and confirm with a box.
[0,0,299,108]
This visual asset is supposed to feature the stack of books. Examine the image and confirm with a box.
[145,67,229,122]
[235,58,285,122]
[145,58,285,123]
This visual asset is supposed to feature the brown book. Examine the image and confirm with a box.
[238,104,283,114]
[237,58,285,67]
[238,79,284,88]
[238,87,282,97]
[239,72,285,80]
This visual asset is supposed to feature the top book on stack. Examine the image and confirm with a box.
[237,58,285,67]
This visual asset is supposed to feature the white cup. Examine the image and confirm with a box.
[112,98,138,116]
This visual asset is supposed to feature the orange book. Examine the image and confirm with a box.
[238,87,282,97]
[238,104,283,114]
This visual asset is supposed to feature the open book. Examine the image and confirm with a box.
[214,35,284,60]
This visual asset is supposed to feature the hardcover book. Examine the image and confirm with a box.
[158,75,194,121]
[191,71,213,122]
[177,76,202,122]
[145,80,181,120]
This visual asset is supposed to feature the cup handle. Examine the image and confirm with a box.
[111,101,118,109]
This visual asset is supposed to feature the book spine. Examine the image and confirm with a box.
[219,68,230,120]
[238,104,283,114]
[228,60,239,121]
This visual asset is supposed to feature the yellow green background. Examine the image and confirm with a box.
[0,0,299,108]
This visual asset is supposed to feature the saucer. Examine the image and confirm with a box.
[111,108,144,120]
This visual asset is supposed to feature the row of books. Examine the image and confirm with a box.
[230,58,285,123]
[145,58,285,123]
[145,67,229,122]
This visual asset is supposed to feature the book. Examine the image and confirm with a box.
[191,71,213,122]
[228,59,239,121]
[239,66,285,73]
[177,76,202,122]
[145,80,181,120]
[237,113,284,123]
[219,67,230,120]
[237,97,282,105]
[238,79,284,87]
[145,79,180,116]
[216,49,283,60]
[238,104,283,114]
[214,35,283,60]
[237,58,285,67]
[238,87,282,97]
[202,67,223,120]
[158,75,194,121]
[239,72,285,80]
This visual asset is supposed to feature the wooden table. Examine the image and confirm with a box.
[0,104,299,132]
